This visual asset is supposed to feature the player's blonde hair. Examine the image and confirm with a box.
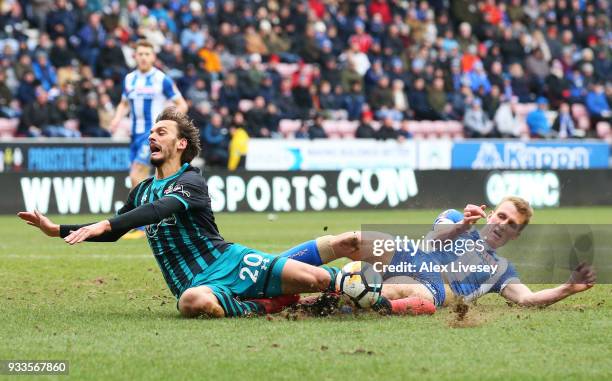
[496,196,533,228]
[135,39,155,51]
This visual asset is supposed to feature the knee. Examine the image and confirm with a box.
[179,289,219,318]
[312,268,332,291]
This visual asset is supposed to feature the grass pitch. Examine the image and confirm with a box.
[1,208,611,380]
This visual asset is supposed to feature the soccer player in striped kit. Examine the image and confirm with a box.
[110,40,188,239]
[19,108,341,318]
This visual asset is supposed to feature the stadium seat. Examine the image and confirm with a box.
[571,103,591,130]
[514,103,536,118]
[518,122,530,139]
[0,118,18,137]
[596,121,611,142]
[279,119,301,138]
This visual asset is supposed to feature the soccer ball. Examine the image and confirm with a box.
[336,261,383,308]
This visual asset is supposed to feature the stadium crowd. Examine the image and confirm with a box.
[0,0,611,161]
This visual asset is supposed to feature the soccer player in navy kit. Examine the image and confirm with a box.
[19,108,340,318]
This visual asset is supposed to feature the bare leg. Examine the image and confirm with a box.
[381,276,436,304]
[322,231,396,265]
[280,259,335,294]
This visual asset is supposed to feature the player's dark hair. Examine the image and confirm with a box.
[155,107,201,164]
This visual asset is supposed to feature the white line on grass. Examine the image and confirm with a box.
[1,253,152,260]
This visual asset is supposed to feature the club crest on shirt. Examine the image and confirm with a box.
[164,183,190,198]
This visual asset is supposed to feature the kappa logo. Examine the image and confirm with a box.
[164,183,191,197]
[471,143,504,169]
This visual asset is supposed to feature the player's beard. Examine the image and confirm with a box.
[150,155,164,167]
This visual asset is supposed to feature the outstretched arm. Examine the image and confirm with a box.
[17,197,185,245]
[18,210,130,242]
[501,263,596,307]
[62,196,185,244]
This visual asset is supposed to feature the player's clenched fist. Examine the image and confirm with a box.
[462,204,487,225]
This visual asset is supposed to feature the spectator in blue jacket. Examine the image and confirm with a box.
[585,83,612,127]
[466,61,491,94]
[32,52,57,91]
[180,20,206,50]
[526,97,553,138]
[76,13,106,68]
[201,113,230,168]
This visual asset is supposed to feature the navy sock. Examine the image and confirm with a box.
[279,240,323,266]
[213,291,263,317]
[321,266,340,292]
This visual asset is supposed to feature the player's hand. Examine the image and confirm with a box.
[462,204,487,225]
[565,262,596,294]
[64,220,111,245]
[17,210,59,237]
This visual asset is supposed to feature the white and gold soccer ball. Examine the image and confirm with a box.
[336,261,383,308]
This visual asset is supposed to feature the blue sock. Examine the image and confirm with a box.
[279,240,322,266]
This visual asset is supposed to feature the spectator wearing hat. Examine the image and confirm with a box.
[355,112,376,139]
[527,97,554,138]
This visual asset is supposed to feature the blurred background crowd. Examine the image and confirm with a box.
[0,0,611,157]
